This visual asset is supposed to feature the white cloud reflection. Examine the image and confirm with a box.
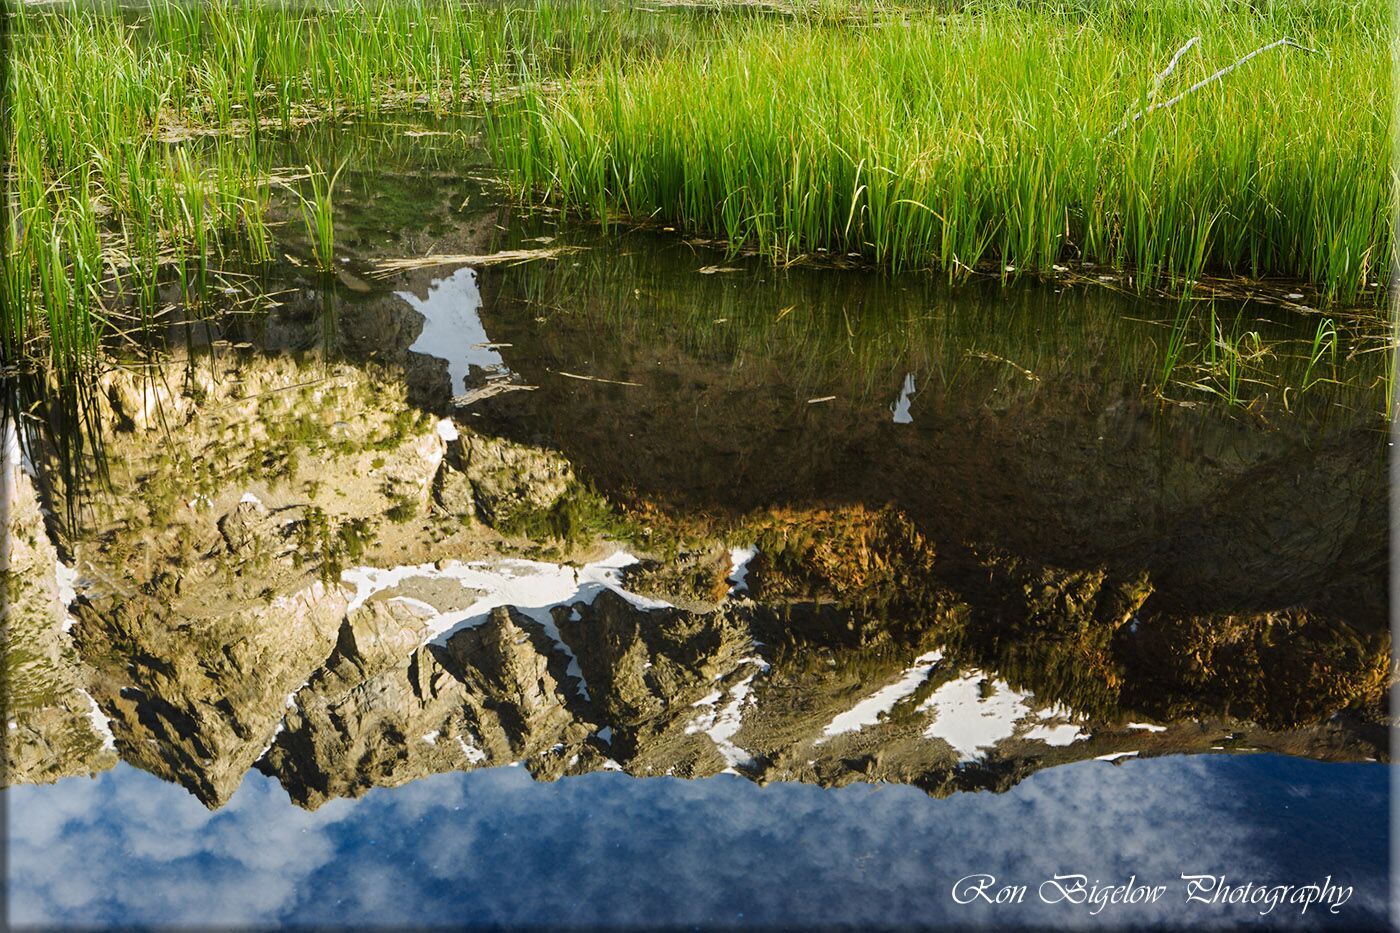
[5,755,1387,929]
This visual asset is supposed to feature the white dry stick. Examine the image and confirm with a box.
[1108,36,1318,139]
[368,247,582,278]
[451,382,537,407]
[552,370,643,388]
[1149,35,1201,101]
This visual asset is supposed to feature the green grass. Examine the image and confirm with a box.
[297,162,347,273]
[490,0,1394,305]
[6,0,1393,418]
[4,0,700,376]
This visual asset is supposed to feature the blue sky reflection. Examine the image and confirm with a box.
[6,754,1388,929]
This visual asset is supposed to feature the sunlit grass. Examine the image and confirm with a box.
[7,0,1393,414]
[5,0,699,375]
[297,162,347,273]
[491,0,1394,306]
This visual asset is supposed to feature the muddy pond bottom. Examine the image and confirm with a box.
[6,754,1387,929]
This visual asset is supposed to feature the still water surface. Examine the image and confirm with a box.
[6,755,1388,928]
[6,119,1390,931]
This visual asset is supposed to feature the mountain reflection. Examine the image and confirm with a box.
[6,119,1390,932]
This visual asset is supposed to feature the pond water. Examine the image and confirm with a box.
[6,755,1388,928]
[5,120,1391,929]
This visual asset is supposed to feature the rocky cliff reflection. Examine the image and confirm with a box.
[3,121,1389,827]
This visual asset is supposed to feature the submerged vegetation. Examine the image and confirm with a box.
[492,232,1392,418]
[492,0,1394,303]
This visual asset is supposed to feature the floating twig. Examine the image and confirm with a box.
[965,350,1040,382]
[452,382,537,407]
[553,370,643,387]
[368,246,583,277]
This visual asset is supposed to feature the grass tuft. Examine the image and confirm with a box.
[490,0,1394,304]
